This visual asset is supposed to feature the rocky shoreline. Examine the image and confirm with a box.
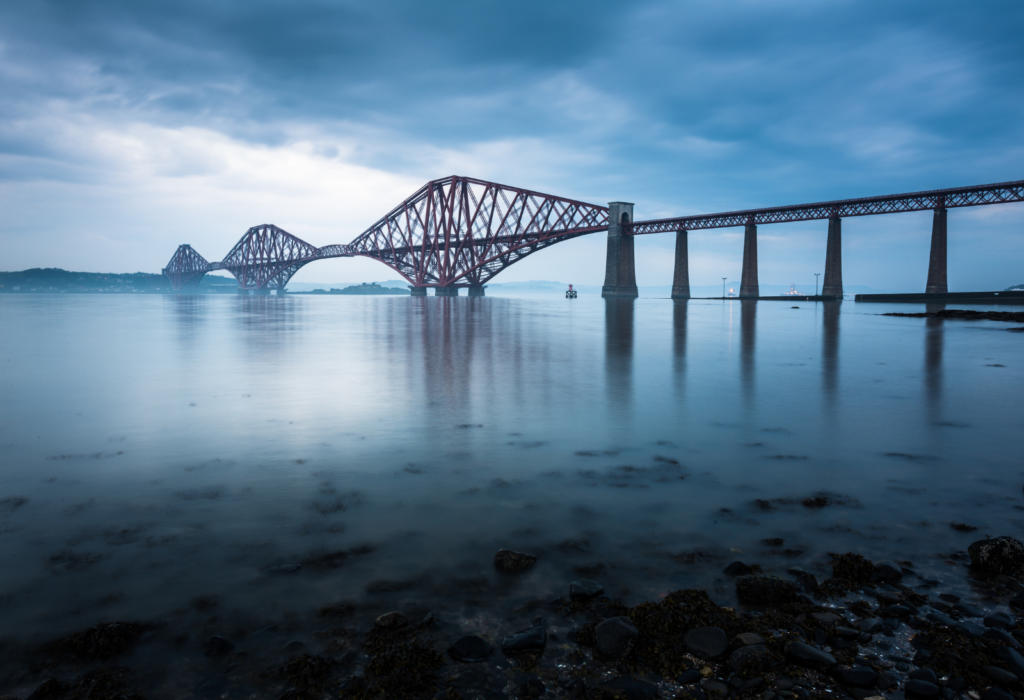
[7,539,1024,700]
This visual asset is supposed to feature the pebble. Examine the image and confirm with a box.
[494,549,537,572]
[594,616,638,661]
[736,632,765,646]
[986,612,1016,630]
[909,668,937,683]
[569,579,604,601]
[984,665,1019,687]
[953,602,986,617]
[954,620,986,638]
[501,626,546,656]
[905,679,940,699]
[834,666,879,689]
[284,640,305,652]
[996,645,1024,681]
[883,605,910,617]
[786,641,836,666]
[448,635,494,663]
[683,627,728,659]
[375,611,409,629]
[810,612,841,624]
[677,668,702,685]
[517,677,546,698]
[855,619,881,633]
[982,688,1015,700]
[985,628,1020,648]
[927,612,955,626]
[702,680,729,699]
[730,644,772,675]
[873,560,904,583]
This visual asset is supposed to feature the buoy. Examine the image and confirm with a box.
[565,284,577,299]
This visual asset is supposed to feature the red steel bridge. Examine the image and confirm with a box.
[163,176,1024,297]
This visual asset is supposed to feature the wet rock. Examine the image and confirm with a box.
[909,669,936,684]
[285,640,306,652]
[279,654,339,693]
[873,560,904,583]
[905,679,939,700]
[570,579,604,600]
[855,619,882,633]
[602,677,658,700]
[786,641,836,666]
[44,621,146,661]
[375,611,409,629]
[518,677,546,698]
[265,564,302,574]
[723,561,753,576]
[677,668,702,685]
[418,612,436,627]
[736,632,765,646]
[995,645,1024,681]
[730,644,772,676]
[953,621,985,638]
[883,605,910,617]
[495,549,537,572]
[834,626,859,639]
[196,673,228,698]
[927,612,956,626]
[204,635,235,657]
[986,612,1016,630]
[702,680,728,699]
[810,611,842,624]
[834,666,879,689]
[448,635,493,663]
[953,602,985,617]
[984,665,1019,687]
[735,575,799,605]
[595,616,639,660]
[448,667,491,692]
[983,688,1016,700]
[985,628,1020,648]
[501,626,546,656]
[683,627,728,659]
[969,537,1024,576]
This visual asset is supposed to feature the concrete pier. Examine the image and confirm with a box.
[467,286,486,297]
[926,207,948,294]
[822,216,843,297]
[409,287,427,297]
[671,229,690,299]
[739,222,759,298]
[435,286,459,297]
[601,202,638,298]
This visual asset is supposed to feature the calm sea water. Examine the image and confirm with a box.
[0,293,1022,688]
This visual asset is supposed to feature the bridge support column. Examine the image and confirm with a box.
[435,286,459,297]
[409,286,427,297]
[740,221,759,298]
[926,206,948,294]
[467,286,486,297]
[254,287,271,295]
[602,202,638,298]
[671,229,690,299]
[822,215,843,298]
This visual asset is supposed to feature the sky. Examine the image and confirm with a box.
[1,0,1022,292]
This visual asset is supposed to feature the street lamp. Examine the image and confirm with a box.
[722,277,727,298]
[815,273,820,296]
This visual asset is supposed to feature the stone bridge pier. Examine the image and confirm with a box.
[601,202,638,298]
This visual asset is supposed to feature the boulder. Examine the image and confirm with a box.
[594,616,638,660]
[494,549,537,572]
[969,537,1024,576]
[872,560,903,583]
[375,611,409,629]
[203,635,234,657]
[500,626,546,656]
[448,635,493,663]
[723,561,753,576]
[729,644,772,676]
[569,579,604,601]
[985,612,1016,630]
[735,575,799,605]
[786,641,836,666]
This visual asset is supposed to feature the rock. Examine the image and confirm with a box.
[873,560,904,583]
[953,621,985,638]
[1011,596,1024,611]
[284,640,306,652]
[594,616,638,660]
[995,645,1024,681]
[786,641,836,666]
[724,561,753,576]
[953,602,985,617]
[736,632,765,646]
[683,627,728,659]
[264,564,302,574]
[729,644,772,676]
[677,668,702,685]
[982,688,1016,700]
[495,550,537,572]
[517,677,546,698]
[905,680,939,699]
[985,628,1021,648]
[569,579,603,601]
[702,681,729,699]
[203,635,234,657]
[909,669,938,684]
[834,666,879,689]
[736,677,762,693]
[883,605,910,617]
[986,612,1016,630]
[735,575,799,605]
[501,626,546,656]
[375,611,409,629]
[810,612,841,624]
[834,626,859,639]
[601,677,658,700]
[969,537,1024,576]
[448,667,491,693]
[927,612,956,626]
[984,665,1019,687]
[448,635,493,663]
[855,619,881,633]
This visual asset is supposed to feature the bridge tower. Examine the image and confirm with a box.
[602,202,638,298]
[925,202,948,294]
[821,215,843,298]
[671,229,690,299]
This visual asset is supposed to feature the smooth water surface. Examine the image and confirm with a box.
[0,294,1022,687]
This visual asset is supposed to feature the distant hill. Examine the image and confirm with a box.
[298,283,409,295]
[0,268,240,293]
[1007,284,1024,291]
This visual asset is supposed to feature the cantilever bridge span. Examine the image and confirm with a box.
[163,176,1024,297]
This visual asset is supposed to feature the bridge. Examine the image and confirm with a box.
[163,176,1024,298]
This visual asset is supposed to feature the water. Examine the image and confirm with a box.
[0,294,1022,693]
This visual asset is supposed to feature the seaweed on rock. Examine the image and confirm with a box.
[349,625,446,699]
[817,553,877,599]
[42,622,147,661]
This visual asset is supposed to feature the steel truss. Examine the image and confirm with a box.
[627,179,1024,234]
